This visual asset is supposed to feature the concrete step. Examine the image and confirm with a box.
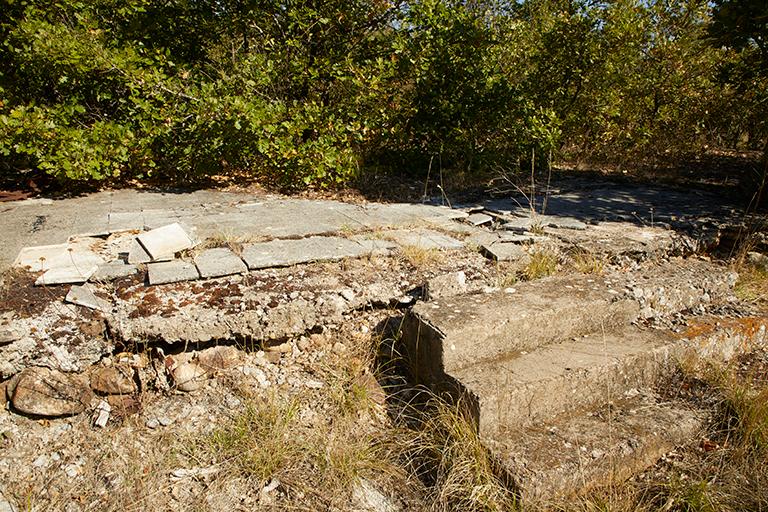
[490,393,704,502]
[402,259,735,390]
[455,327,678,437]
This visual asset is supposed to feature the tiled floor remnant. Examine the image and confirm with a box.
[137,223,197,260]
[194,248,248,278]
[147,260,200,285]
[241,236,373,270]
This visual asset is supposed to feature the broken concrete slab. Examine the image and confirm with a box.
[242,236,371,270]
[465,213,493,227]
[386,229,464,251]
[494,395,704,502]
[503,215,588,233]
[90,261,138,282]
[425,271,476,300]
[481,242,529,262]
[461,327,679,434]
[65,285,111,312]
[194,248,247,278]
[351,237,399,256]
[402,260,736,393]
[126,239,152,264]
[147,260,200,285]
[127,238,173,264]
[137,223,196,260]
[14,239,105,273]
[0,324,22,346]
[35,264,101,286]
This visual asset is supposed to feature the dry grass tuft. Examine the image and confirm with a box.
[195,231,264,257]
[401,245,443,269]
[734,261,768,305]
[400,395,517,512]
[523,249,558,281]
[570,251,606,275]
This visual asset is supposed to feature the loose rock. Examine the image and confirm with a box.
[10,367,93,417]
[171,362,207,392]
[90,364,136,395]
[197,345,242,371]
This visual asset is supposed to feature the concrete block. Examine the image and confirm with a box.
[147,260,199,285]
[497,396,704,502]
[481,242,528,262]
[90,261,138,282]
[35,264,100,285]
[137,223,196,260]
[465,213,493,226]
[194,248,247,278]
[127,239,172,264]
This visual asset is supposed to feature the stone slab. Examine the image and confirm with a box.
[401,260,736,395]
[35,264,100,286]
[194,248,247,278]
[147,260,200,285]
[107,211,145,233]
[459,328,675,434]
[351,237,399,256]
[481,242,528,262]
[241,236,370,270]
[90,261,138,282]
[14,239,104,272]
[495,395,704,502]
[386,229,464,251]
[503,215,588,233]
[127,239,172,264]
[65,284,111,312]
[137,223,196,260]
[465,213,493,226]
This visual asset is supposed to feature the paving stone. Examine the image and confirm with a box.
[465,231,502,247]
[465,212,493,226]
[35,264,101,286]
[137,223,196,260]
[241,236,370,269]
[498,232,547,243]
[386,229,464,250]
[147,260,200,285]
[107,211,145,233]
[65,284,111,312]
[482,242,529,262]
[14,239,104,272]
[503,215,588,233]
[194,248,247,278]
[90,261,138,282]
[352,237,399,256]
[127,239,172,264]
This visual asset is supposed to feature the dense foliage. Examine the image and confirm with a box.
[0,0,765,188]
